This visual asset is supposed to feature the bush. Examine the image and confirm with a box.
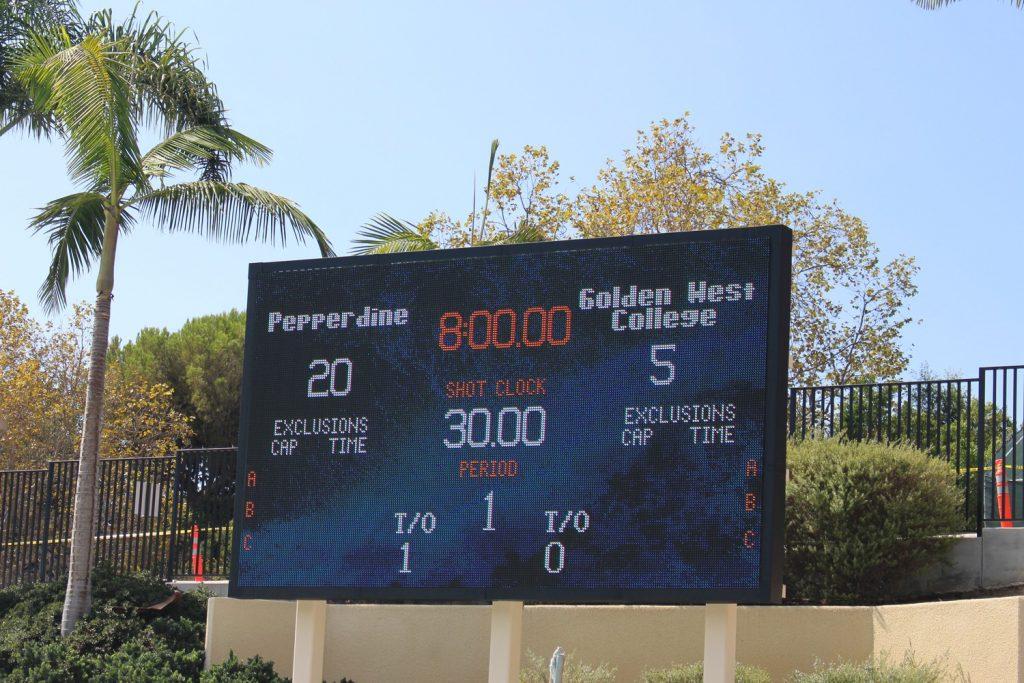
[642,662,771,682]
[0,565,313,682]
[785,439,963,604]
[520,650,616,683]
[791,653,964,682]
[201,653,288,682]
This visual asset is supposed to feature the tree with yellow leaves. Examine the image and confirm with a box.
[573,118,918,386]
[353,140,561,254]
[356,117,918,386]
[0,290,192,471]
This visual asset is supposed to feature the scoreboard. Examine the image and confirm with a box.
[229,226,791,604]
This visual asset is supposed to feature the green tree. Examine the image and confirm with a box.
[112,310,246,447]
[6,14,333,635]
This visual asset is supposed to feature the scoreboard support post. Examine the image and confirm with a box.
[487,600,524,683]
[291,600,327,683]
[702,603,737,683]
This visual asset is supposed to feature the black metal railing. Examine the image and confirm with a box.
[978,366,1024,529]
[0,448,234,588]
[789,365,1024,532]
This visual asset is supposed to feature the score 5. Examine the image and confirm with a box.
[650,344,676,386]
[308,358,353,398]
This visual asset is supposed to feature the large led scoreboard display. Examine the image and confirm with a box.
[230,225,791,604]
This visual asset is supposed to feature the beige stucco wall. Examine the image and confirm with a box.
[873,597,1023,682]
[206,597,1023,682]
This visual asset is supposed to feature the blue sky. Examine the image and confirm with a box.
[1,0,1021,378]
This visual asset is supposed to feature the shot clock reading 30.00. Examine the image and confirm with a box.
[230,226,791,604]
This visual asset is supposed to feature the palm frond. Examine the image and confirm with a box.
[130,180,334,257]
[28,191,107,312]
[485,138,499,199]
[141,125,271,179]
[14,29,142,191]
[86,7,225,135]
[351,213,439,255]
[483,222,547,246]
[472,138,500,244]
[0,0,83,138]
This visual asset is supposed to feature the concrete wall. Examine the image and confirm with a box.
[205,596,1024,682]
[897,527,1024,597]
[872,597,1023,682]
[172,580,228,596]
[984,528,1024,589]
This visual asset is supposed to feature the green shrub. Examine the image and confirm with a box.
[785,439,963,603]
[520,650,616,683]
[201,653,288,682]
[791,653,964,682]
[0,565,338,681]
[642,661,771,682]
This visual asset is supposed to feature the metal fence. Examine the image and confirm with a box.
[0,448,234,588]
[789,365,1024,532]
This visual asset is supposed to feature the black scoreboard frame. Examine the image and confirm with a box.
[229,225,792,605]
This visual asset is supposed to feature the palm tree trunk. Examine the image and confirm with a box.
[60,207,119,636]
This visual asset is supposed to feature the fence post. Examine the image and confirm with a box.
[165,452,182,582]
[37,462,55,582]
[787,389,796,438]
[976,368,986,536]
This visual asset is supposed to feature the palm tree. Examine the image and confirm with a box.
[10,24,333,635]
[352,139,546,255]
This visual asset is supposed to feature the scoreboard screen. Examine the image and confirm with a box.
[230,226,791,604]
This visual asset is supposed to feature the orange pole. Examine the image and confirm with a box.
[996,459,1013,528]
[191,523,204,582]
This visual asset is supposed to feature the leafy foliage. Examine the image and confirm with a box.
[785,439,962,603]
[201,653,288,683]
[357,117,918,385]
[520,649,616,683]
[0,567,313,681]
[642,662,771,682]
[28,191,109,310]
[133,181,333,256]
[0,0,82,137]
[7,9,333,311]
[101,362,195,459]
[791,653,964,682]
[0,566,200,680]
[352,140,556,255]
[353,214,440,254]
[112,310,245,448]
[0,290,192,469]
[572,117,917,386]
